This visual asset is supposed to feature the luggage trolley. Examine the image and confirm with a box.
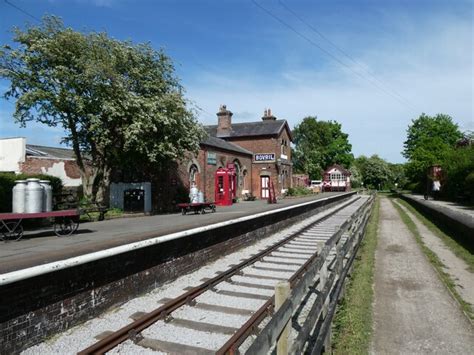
[0,209,80,241]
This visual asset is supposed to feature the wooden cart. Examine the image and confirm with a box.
[0,209,80,241]
[177,202,216,215]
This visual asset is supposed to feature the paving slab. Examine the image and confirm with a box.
[0,192,343,274]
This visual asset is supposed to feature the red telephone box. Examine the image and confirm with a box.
[215,167,236,206]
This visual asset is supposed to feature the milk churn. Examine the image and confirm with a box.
[39,180,53,212]
[197,191,204,203]
[189,184,199,203]
[12,180,27,213]
[25,178,43,213]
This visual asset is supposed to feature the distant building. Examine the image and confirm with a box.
[322,164,351,192]
[0,137,81,187]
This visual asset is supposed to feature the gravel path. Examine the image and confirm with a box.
[370,198,474,354]
[395,200,474,310]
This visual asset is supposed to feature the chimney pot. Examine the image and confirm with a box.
[217,105,233,137]
[262,107,277,121]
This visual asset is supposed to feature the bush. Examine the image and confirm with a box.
[286,186,313,197]
[405,182,422,193]
[465,172,474,203]
[0,172,63,212]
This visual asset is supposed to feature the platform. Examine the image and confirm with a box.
[400,194,474,238]
[0,192,343,274]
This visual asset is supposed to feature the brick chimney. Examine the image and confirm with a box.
[262,108,276,121]
[216,105,233,137]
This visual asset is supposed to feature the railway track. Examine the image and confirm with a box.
[79,195,371,354]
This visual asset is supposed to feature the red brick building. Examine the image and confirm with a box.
[173,136,253,204]
[205,105,293,199]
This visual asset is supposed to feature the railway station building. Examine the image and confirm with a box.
[200,105,293,200]
[139,105,294,210]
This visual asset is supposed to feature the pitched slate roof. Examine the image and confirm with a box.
[324,164,351,176]
[205,119,292,140]
[201,136,253,156]
[26,144,76,160]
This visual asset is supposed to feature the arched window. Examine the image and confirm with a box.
[233,160,242,188]
[189,164,199,186]
[242,169,248,190]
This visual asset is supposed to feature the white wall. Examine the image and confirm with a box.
[0,137,25,173]
[40,160,82,187]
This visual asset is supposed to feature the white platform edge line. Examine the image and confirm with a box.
[0,193,353,285]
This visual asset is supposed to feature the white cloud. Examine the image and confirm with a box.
[185,9,473,163]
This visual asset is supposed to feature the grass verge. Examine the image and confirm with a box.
[396,198,474,272]
[391,199,474,321]
[331,196,380,354]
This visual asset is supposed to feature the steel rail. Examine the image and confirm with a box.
[242,195,373,355]
[78,196,359,355]
[217,213,354,355]
[215,228,333,355]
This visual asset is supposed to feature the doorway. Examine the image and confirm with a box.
[261,176,270,199]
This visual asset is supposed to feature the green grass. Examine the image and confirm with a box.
[332,196,380,354]
[396,199,474,273]
[79,207,123,222]
[391,199,474,321]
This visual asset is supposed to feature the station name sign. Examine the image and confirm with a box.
[254,153,275,162]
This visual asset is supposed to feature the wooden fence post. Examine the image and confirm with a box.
[275,281,290,355]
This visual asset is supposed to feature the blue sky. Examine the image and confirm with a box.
[0,0,472,163]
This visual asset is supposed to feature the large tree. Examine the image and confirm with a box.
[0,17,205,202]
[292,116,353,179]
[353,155,393,189]
[402,113,462,187]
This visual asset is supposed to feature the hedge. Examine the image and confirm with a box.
[0,173,63,212]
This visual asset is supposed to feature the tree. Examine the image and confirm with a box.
[354,155,393,189]
[403,113,462,160]
[292,116,353,179]
[0,17,205,202]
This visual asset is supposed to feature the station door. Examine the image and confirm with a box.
[260,176,270,199]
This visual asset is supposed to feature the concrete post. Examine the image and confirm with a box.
[275,281,291,355]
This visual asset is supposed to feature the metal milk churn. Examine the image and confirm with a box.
[12,180,27,213]
[198,191,204,203]
[25,178,44,213]
[39,180,53,212]
[189,185,199,203]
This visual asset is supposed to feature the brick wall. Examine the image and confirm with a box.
[227,128,292,198]
[176,148,252,202]
[0,192,354,354]
[20,157,82,187]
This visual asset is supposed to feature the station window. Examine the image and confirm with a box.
[330,172,345,181]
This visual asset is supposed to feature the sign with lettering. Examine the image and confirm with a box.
[207,152,217,165]
[254,153,275,162]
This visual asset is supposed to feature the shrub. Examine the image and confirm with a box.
[0,172,63,212]
[286,186,312,197]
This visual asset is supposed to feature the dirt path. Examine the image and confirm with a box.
[370,198,474,354]
[395,200,474,309]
